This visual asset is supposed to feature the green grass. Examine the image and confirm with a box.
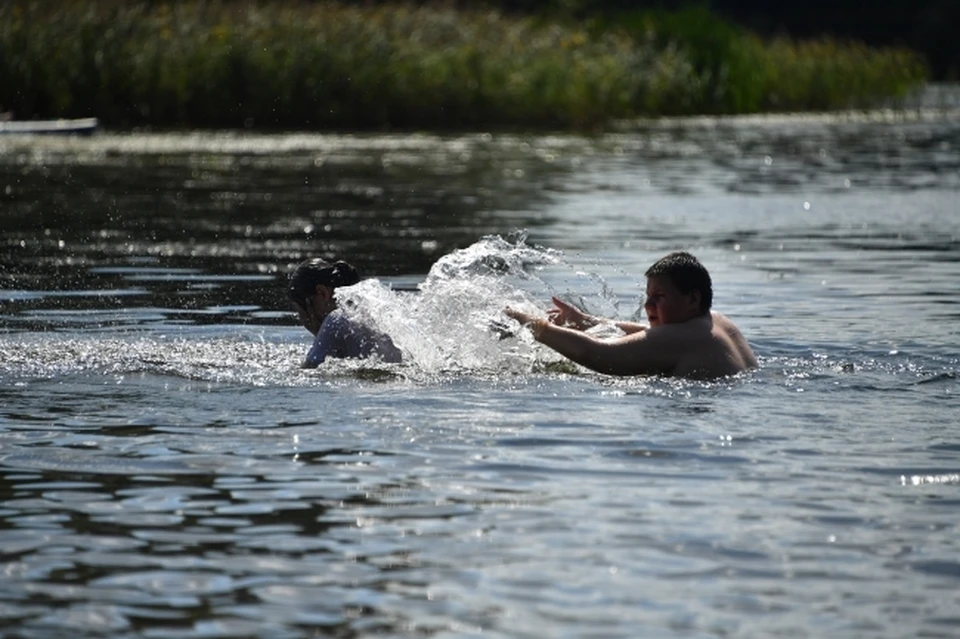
[595,6,927,114]
[0,1,928,130]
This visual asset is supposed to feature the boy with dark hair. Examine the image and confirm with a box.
[645,251,713,314]
[505,252,756,379]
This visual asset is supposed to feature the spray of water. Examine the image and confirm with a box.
[338,233,568,375]
[2,234,955,391]
[0,234,626,385]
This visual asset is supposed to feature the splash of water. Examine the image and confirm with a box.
[4,235,956,388]
[339,234,570,375]
[0,234,632,385]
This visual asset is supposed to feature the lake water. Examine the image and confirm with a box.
[1,94,959,638]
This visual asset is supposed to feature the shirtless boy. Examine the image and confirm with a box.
[505,251,757,379]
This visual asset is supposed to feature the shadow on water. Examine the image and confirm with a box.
[0,114,955,331]
[0,133,588,330]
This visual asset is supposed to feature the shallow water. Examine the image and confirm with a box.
[1,97,959,638]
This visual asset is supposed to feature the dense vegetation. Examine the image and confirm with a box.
[507,0,957,80]
[0,1,928,130]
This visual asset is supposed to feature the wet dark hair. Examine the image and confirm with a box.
[287,258,360,306]
[645,251,713,314]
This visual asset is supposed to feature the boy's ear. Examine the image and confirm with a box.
[687,289,701,311]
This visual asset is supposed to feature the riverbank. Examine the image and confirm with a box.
[0,1,928,130]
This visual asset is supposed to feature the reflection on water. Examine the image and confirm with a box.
[1,100,959,638]
[0,133,577,309]
[3,111,958,332]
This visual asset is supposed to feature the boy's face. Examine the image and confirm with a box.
[643,275,701,327]
[292,284,335,335]
[293,300,321,335]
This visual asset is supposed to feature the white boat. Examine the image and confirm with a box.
[0,117,98,135]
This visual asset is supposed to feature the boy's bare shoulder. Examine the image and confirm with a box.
[709,311,758,370]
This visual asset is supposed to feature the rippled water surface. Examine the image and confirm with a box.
[1,98,959,638]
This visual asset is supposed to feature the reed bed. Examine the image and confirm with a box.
[0,1,928,130]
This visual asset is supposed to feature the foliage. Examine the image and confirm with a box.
[0,1,928,130]
[593,5,927,114]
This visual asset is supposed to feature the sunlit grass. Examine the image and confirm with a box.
[0,1,928,129]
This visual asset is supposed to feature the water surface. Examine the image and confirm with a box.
[1,97,959,638]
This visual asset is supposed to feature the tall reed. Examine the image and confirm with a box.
[0,1,928,129]
[598,6,927,115]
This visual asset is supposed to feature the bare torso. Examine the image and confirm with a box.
[669,312,757,379]
[507,304,757,380]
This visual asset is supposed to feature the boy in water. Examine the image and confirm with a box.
[288,258,402,367]
[505,251,756,379]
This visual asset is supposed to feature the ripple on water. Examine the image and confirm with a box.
[2,114,960,637]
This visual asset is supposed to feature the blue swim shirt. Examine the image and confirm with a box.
[303,309,402,367]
